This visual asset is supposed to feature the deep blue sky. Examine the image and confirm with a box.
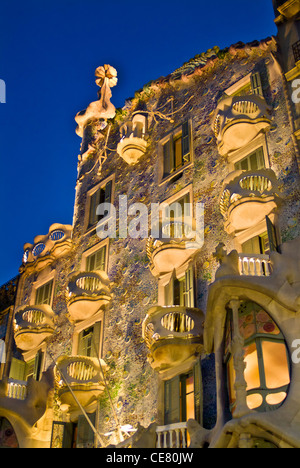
[0,0,277,286]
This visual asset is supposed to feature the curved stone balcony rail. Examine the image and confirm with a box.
[117,113,148,165]
[146,219,202,277]
[66,270,112,322]
[219,169,280,234]
[21,223,73,274]
[14,304,56,352]
[142,305,204,375]
[212,94,272,156]
[54,355,107,412]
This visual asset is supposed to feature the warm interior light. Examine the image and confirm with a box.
[266,392,287,405]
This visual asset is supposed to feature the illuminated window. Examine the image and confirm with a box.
[225,301,290,413]
[77,322,102,358]
[35,280,54,306]
[165,267,195,308]
[86,246,106,272]
[234,146,265,172]
[88,179,113,229]
[164,361,202,425]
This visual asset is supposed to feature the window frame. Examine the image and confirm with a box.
[159,121,193,184]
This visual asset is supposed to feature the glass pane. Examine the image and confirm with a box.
[247,393,263,410]
[186,392,195,421]
[244,343,260,391]
[262,341,290,389]
[227,357,236,405]
[266,392,287,405]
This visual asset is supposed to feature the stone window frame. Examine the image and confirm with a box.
[30,268,56,308]
[72,310,104,360]
[227,134,270,173]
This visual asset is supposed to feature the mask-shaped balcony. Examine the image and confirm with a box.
[21,224,73,275]
[219,169,280,234]
[146,219,202,277]
[54,355,107,412]
[142,305,204,376]
[213,95,272,156]
[117,113,148,165]
[14,305,56,352]
[66,271,111,323]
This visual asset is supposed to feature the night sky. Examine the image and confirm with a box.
[0,0,277,285]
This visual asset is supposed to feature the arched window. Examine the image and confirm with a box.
[225,301,290,413]
[0,417,19,448]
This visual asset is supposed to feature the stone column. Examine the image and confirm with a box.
[229,298,250,418]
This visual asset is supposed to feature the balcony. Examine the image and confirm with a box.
[117,113,148,165]
[66,271,112,323]
[277,0,300,19]
[219,169,280,234]
[142,305,204,375]
[54,355,107,412]
[14,304,56,352]
[239,253,272,277]
[21,223,73,275]
[146,219,202,277]
[213,95,271,156]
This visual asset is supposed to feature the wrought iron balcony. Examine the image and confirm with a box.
[142,305,204,375]
[14,304,56,351]
[54,355,107,412]
[219,169,280,234]
[213,94,271,156]
[66,270,112,322]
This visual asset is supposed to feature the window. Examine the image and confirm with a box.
[241,217,279,256]
[9,350,44,382]
[162,122,191,178]
[164,361,202,425]
[227,72,263,98]
[242,232,269,256]
[51,414,96,448]
[165,267,195,308]
[35,280,54,306]
[88,179,113,229]
[77,322,102,358]
[234,146,265,172]
[225,301,290,413]
[86,246,106,272]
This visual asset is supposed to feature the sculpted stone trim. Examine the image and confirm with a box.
[21,224,73,275]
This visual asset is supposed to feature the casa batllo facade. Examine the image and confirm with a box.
[1,0,300,449]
